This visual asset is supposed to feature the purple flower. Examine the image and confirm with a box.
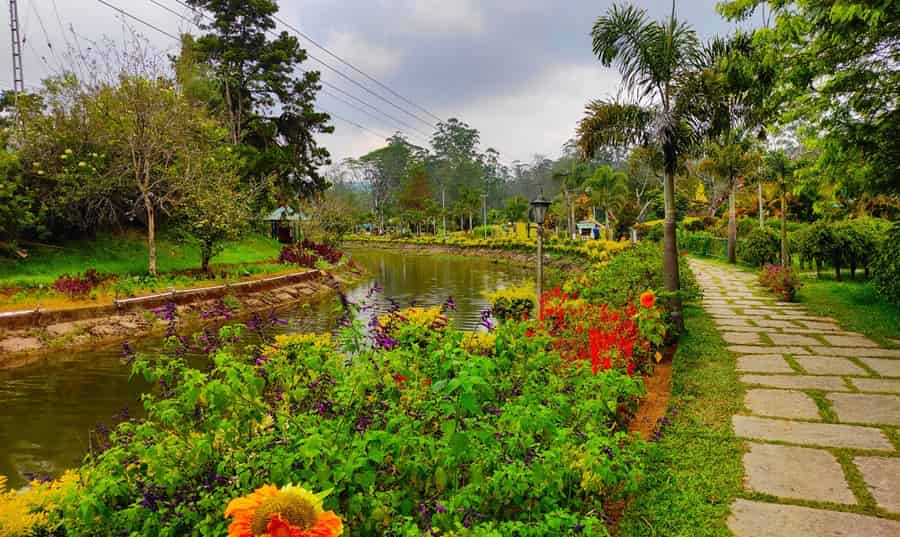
[479,308,495,332]
[367,282,383,298]
[121,342,136,364]
[442,296,457,312]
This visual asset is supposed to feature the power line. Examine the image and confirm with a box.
[95,0,178,40]
[149,0,431,141]
[271,14,442,128]
[90,0,392,143]
[169,0,438,131]
[268,14,443,124]
[319,86,426,144]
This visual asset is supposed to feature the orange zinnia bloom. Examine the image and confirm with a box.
[639,291,655,309]
[225,484,343,537]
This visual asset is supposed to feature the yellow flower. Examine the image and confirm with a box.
[461,332,496,356]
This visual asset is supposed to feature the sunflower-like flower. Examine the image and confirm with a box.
[224,484,343,537]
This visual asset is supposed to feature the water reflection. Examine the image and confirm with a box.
[0,247,528,487]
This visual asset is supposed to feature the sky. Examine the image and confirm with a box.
[2,0,756,165]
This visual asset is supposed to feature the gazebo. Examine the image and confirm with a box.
[263,206,305,244]
[576,219,602,240]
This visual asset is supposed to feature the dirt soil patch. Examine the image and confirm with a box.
[605,343,676,534]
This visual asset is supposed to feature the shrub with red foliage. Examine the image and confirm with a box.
[759,264,800,301]
[53,269,102,299]
[299,239,343,264]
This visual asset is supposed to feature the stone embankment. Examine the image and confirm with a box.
[0,266,363,367]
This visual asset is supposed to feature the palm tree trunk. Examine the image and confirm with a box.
[780,183,788,268]
[662,168,683,332]
[604,208,610,240]
[727,183,737,264]
[758,182,764,227]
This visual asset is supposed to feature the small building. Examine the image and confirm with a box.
[263,206,305,244]
[576,219,602,240]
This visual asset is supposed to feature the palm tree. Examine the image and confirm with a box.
[583,165,628,240]
[698,134,759,263]
[764,149,794,267]
[581,2,701,332]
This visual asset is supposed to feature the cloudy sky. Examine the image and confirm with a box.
[3,0,756,164]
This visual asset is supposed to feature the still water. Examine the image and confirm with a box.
[0,247,529,487]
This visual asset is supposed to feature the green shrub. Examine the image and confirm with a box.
[738,227,780,268]
[792,219,889,279]
[576,241,700,311]
[873,222,900,305]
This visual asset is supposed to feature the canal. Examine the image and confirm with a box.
[0,247,530,487]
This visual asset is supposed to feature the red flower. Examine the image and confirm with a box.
[393,374,407,385]
[525,329,534,338]
[640,290,656,309]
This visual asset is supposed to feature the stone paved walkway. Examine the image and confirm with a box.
[689,258,900,537]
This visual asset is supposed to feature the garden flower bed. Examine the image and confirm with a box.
[0,241,685,536]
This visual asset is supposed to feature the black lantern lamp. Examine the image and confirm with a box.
[530,191,551,315]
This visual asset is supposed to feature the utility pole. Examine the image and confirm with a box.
[8,0,24,127]
[9,0,24,94]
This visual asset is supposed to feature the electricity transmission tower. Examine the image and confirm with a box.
[8,0,24,93]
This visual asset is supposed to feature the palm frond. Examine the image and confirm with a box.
[575,99,654,159]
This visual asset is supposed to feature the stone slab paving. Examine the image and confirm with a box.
[743,443,855,504]
[860,358,900,377]
[849,378,900,394]
[854,457,900,513]
[729,345,810,355]
[690,258,900,535]
[724,331,765,345]
[728,499,900,537]
[740,374,850,391]
[737,355,795,373]
[733,415,893,450]
[821,334,880,347]
[745,389,821,420]
[827,393,900,425]
[767,333,823,347]
[794,356,869,376]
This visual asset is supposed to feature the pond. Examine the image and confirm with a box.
[0,247,530,488]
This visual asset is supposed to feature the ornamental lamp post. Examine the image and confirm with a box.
[530,191,551,317]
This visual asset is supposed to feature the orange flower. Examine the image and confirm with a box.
[225,484,343,537]
[639,290,655,309]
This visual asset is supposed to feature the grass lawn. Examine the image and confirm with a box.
[0,232,282,288]
[617,303,744,536]
[0,232,294,311]
[794,274,900,347]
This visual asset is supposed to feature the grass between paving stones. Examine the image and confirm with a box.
[617,303,745,537]
[689,256,900,347]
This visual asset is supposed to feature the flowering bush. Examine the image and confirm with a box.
[535,287,666,376]
[460,331,496,356]
[346,232,630,261]
[46,293,647,536]
[52,269,102,299]
[759,264,800,302]
[0,472,79,537]
[483,283,535,322]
